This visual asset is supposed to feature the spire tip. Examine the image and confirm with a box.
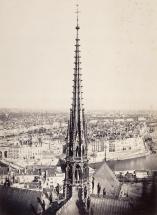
[75,3,80,30]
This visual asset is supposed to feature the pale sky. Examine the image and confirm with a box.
[0,0,157,111]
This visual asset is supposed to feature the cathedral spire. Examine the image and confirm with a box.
[71,3,84,142]
[64,4,89,202]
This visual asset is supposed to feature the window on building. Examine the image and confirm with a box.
[4,151,8,158]
[109,143,115,152]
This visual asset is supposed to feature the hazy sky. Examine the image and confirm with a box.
[0,0,157,111]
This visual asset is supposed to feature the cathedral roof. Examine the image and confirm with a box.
[90,196,132,215]
[93,161,120,197]
[56,197,80,215]
[55,196,132,215]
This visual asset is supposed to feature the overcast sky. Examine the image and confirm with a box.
[0,0,157,111]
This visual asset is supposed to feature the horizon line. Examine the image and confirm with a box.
[0,107,156,113]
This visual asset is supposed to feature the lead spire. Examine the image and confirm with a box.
[71,3,83,135]
[64,3,89,202]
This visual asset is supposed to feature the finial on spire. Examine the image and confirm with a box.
[76,4,80,30]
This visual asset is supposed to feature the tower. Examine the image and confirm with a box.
[64,5,89,202]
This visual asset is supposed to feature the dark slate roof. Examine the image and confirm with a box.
[0,186,42,215]
[90,196,132,215]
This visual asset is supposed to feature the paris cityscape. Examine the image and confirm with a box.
[0,109,157,215]
[0,0,157,215]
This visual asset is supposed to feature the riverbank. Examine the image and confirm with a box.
[107,150,150,161]
[89,153,157,173]
[107,154,157,171]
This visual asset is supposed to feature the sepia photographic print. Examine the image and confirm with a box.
[0,0,157,214]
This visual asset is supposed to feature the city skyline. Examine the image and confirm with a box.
[0,0,157,111]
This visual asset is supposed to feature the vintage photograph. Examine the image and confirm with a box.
[0,0,157,214]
